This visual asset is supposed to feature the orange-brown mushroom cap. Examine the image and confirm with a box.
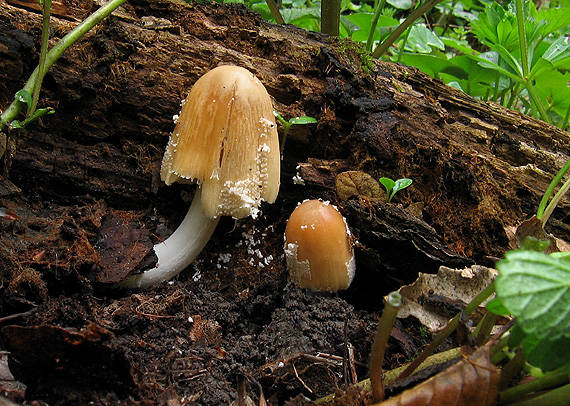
[284,199,355,292]
[160,65,280,219]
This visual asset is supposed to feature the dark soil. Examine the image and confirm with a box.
[1,0,569,405]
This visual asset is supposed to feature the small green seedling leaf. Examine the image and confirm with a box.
[379,177,396,192]
[288,116,317,125]
[495,250,570,341]
[379,177,412,202]
[275,111,317,158]
[14,89,32,107]
[393,178,413,194]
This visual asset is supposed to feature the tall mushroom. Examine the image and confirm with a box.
[119,65,280,288]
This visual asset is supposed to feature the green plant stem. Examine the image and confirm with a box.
[369,292,402,403]
[395,25,412,63]
[541,175,570,226]
[506,383,570,406]
[536,158,570,219]
[396,281,496,381]
[274,113,291,158]
[321,0,341,36]
[366,0,387,52]
[0,0,129,134]
[316,347,462,404]
[515,0,530,79]
[372,0,444,59]
[29,0,51,117]
[515,0,550,123]
[526,81,552,123]
[473,310,498,346]
[266,0,284,24]
[561,103,570,131]
[498,366,570,405]
[437,0,458,36]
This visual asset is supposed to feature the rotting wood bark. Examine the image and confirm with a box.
[2,1,570,404]
[1,0,569,283]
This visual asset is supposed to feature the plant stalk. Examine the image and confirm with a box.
[266,0,285,24]
[498,366,570,405]
[369,292,402,403]
[29,0,51,117]
[541,175,570,226]
[536,159,570,220]
[366,0,387,52]
[0,0,129,134]
[396,281,496,381]
[321,0,341,36]
[372,0,444,59]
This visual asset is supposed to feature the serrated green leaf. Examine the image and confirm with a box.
[495,250,570,341]
[289,116,317,125]
[523,333,570,371]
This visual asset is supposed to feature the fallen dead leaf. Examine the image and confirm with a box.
[398,266,498,332]
[373,345,500,406]
[335,171,382,201]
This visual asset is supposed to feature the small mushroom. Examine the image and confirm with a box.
[119,65,280,288]
[284,199,355,292]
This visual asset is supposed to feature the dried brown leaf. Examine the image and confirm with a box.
[374,345,500,406]
[335,171,382,201]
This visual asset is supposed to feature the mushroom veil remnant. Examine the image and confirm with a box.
[118,65,280,288]
[284,199,355,292]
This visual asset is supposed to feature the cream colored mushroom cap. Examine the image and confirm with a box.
[161,65,280,219]
[284,199,355,292]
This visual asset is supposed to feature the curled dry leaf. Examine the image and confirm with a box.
[335,171,382,201]
[398,266,497,332]
[373,345,500,406]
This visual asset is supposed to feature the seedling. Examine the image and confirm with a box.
[379,177,412,202]
[274,112,317,158]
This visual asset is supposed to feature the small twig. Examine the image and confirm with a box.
[0,308,37,323]
[292,363,313,394]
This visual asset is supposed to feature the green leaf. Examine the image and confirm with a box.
[379,177,396,192]
[399,54,459,78]
[289,116,317,125]
[523,333,570,371]
[405,24,446,54]
[485,297,511,316]
[387,0,412,10]
[344,13,398,43]
[495,250,570,341]
[14,89,32,107]
[393,178,413,194]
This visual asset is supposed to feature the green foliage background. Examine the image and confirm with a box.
[206,0,570,131]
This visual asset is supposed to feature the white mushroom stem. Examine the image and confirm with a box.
[117,188,219,289]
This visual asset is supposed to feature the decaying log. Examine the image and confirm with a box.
[1,0,569,286]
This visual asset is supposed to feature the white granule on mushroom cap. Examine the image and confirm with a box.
[284,242,312,282]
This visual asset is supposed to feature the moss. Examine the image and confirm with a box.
[336,37,375,74]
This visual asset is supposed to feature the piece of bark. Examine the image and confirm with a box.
[1,0,569,277]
